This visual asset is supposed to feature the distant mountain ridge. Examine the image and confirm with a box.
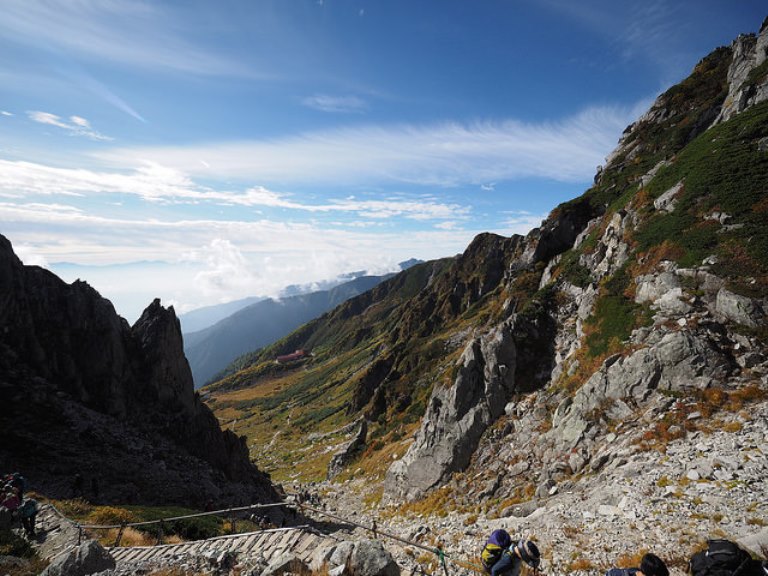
[180,261,422,334]
[179,296,266,333]
[185,261,421,387]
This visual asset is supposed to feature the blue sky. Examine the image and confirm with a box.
[1,1,765,323]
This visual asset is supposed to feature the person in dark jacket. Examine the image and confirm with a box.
[19,498,38,537]
[482,529,541,576]
[606,553,669,576]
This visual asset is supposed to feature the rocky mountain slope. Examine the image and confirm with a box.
[203,17,768,568]
[0,234,279,508]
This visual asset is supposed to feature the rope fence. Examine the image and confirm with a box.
[43,495,491,575]
[292,501,487,575]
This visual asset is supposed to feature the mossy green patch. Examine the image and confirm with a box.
[638,100,768,277]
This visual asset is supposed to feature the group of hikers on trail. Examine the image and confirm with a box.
[481,529,768,576]
[0,472,38,538]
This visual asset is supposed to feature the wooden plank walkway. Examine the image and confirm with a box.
[33,503,428,576]
[106,526,337,566]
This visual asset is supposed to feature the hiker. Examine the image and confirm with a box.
[606,553,669,576]
[19,497,38,538]
[689,539,766,576]
[481,529,541,576]
[1,487,20,512]
[7,473,25,499]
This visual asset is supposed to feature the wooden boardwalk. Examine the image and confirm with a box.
[34,503,442,576]
[107,525,339,565]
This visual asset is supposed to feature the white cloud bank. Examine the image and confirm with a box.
[2,204,500,321]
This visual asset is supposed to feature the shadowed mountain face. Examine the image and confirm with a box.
[0,234,279,508]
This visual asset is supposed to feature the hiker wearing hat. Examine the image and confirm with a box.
[606,553,669,576]
[481,529,542,576]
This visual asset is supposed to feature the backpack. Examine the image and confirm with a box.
[481,530,512,572]
[19,499,37,519]
[689,540,762,576]
[482,543,505,572]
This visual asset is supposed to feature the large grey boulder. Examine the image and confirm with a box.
[40,539,115,576]
[348,540,400,576]
[635,268,680,304]
[714,288,764,328]
[384,323,516,501]
[314,540,399,576]
[261,553,311,576]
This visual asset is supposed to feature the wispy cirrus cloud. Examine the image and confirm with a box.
[0,0,257,77]
[301,94,368,113]
[96,103,641,187]
[1,111,13,117]
[28,111,112,141]
[536,0,688,78]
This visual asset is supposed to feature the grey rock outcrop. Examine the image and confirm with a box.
[716,20,768,124]
[550,329,733,451]
[653,181,684,212]
[578,210,635,283]
[635,263,693,316]
[40,540,115,576]
[328,419,368,479]
[385,323,516,501]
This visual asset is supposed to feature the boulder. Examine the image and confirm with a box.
[261,553,311,576]
[635,269,681,304]
[715,288,764,328]
[348,540,400,576]
[318,540,399,576]
[653,182,684,212]
[40,539,115,576]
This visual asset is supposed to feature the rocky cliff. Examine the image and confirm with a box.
[382,19,768,502]
[0,234,279,507]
